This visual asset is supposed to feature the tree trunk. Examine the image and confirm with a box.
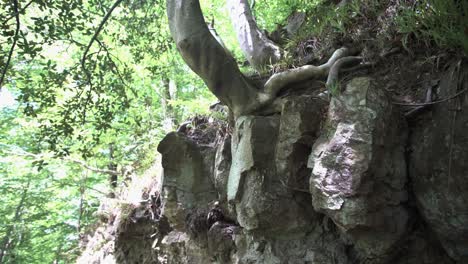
[0,180,29,263]
[167,0,359,118]
[227,0,282,70]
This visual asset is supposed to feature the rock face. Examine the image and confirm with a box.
[80,65,468,263]
[409,64,468,262]
[150,76,450,264]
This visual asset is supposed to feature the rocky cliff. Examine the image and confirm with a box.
[79,59,468,264]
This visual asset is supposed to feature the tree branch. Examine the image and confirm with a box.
[1,0,33,26]
[393,87,468,107]
[65,157,120,176]
[168,1,363,118]
[0,143,119,175]
[0,0,20,91]
[81,0,123,72]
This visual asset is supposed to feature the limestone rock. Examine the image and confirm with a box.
[276,95,327,191]
[309,77,409,262]
[228,115,313,233]
[80,69,467,263]
[157,132,217,230]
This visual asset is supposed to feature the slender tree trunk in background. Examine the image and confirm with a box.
[108,144,117,198]
[77,187,84,234]
[0,180,29,263]
[77,171,87,234]
[161,78,175,132]
[52,242,63,264]
[227,0,282,70]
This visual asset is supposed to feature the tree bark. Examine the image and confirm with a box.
[226,0,282,70]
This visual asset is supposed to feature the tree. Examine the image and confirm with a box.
[0,0,466,262]
[167,0,362,118]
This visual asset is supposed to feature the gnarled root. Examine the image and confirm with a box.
[256,48,362,108]
[326,56,362,89]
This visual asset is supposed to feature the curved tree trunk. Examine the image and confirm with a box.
[167,0,360,118]
[167,0,260,117]
[227,0,282,70]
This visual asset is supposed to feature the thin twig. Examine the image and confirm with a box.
[279,179,311,194]
[50,178,107,195]
[0,0,20,91]
[95,38,128,87]
[66,157,120,175]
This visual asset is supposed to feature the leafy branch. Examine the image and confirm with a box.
[81,0,124,73]
[0,0,20,91]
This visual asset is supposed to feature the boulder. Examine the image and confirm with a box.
[207,222,241,263]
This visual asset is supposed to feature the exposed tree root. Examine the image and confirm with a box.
[257,48,362,109]
[326,56,363,88]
